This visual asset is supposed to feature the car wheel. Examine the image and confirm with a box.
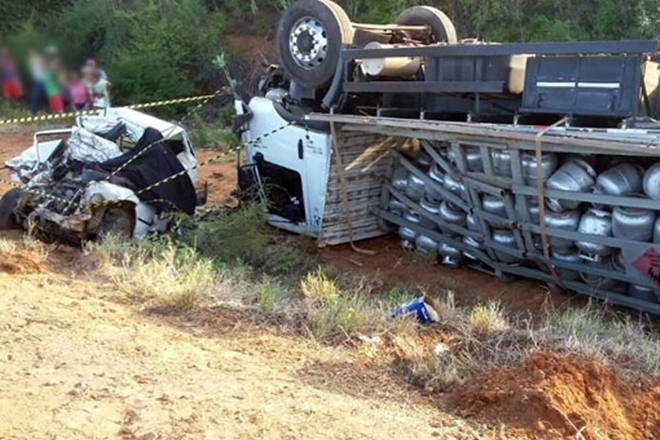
[96,207,136,240]
[394,6,457,44]
[0,188,23,231]
[277,0,354,89]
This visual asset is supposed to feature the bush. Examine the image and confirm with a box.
[255,277,289,312]
[188,114,238,151]
[309,292,370,340]
[218,104,236,128]
[189,204,269,264]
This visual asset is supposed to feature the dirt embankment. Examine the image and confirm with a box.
[0,239,487,440]
[451,351,660,439]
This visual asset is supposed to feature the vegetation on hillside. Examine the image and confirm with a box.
[3,0,660,107]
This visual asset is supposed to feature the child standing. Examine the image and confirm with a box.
[87,69,111,110]
[43,70,63,113]
[68,72,88,111]
[43,47,63,113]
[0,47,23,100]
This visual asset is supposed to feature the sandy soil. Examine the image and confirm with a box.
[0,238,495,440]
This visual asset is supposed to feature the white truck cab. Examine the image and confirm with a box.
[236,96,332,237]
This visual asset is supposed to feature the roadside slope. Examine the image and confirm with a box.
[0,261,489,440]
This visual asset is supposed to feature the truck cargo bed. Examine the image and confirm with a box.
[311,113,660,315]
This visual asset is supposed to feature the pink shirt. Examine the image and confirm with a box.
[69,81,88,105]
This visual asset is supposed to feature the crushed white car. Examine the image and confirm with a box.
[0,108,202,244]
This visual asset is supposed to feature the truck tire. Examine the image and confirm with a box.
[394,6,457,44]
[96,207,135,240]
[0,188,23,231]
[277,0,354,89]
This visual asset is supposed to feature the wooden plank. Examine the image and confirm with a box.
[322,209,380,221]
[322,228,389,246]
[321,219,382,234]
[321,219,381,233]
[319,130,394,245]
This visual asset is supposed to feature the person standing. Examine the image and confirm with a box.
[87,69,111,110]
[0,47,23,100]
[82,58,107,81]
[43,70,63,113]
[28,49,45,114]
[43,46,63,113]
[68,72,89,111]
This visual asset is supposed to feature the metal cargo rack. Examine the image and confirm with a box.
[308,112,660,315]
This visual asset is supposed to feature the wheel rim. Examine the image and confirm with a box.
[289,16,329,70]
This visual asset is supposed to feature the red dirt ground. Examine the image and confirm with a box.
[451,351,660,440]
[319,235,579,313]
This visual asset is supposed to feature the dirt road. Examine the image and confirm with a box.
[0,249,489,440]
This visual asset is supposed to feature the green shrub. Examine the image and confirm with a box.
[255,277,288,312]
[188,204,269,265]
[218,103,236,128]
[380,284,418,309]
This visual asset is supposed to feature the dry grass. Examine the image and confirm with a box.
[539,303,660,376]
[390,294,660,392]
[88,235,215,313]
[0,234,51,274]
[301,268,339,303]
[302,269,374,340]
[90,228,660,386]
[468,301,510,336]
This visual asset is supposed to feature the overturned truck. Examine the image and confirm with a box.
[235,0,660,314]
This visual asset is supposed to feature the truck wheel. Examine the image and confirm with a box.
[96,207,135,240]
[277,0,354,89]
[394,6,457,44]
[0,188,23,230]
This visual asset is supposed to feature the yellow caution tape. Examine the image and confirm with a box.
[0,92,222,126]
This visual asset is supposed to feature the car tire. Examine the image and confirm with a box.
[394,6,457,44]
[277,0,354,89]
[96,207,136,240]
[0,188,23,231]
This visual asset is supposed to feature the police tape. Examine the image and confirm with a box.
[178,88,229,124]
[0,120,299,216]
[0,92,224,126]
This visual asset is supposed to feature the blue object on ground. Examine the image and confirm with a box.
[390,296,439,324]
